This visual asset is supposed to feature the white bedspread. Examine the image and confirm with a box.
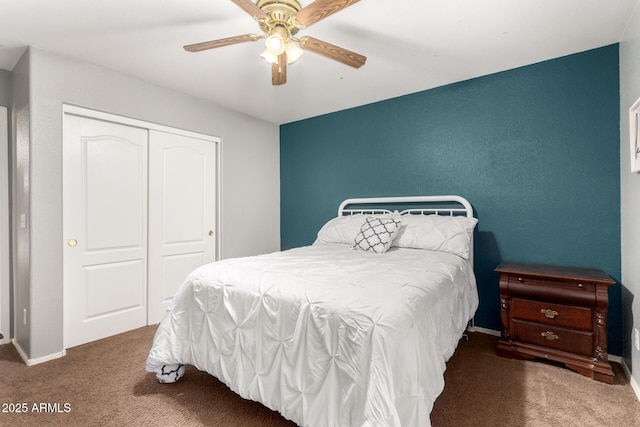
[146,243,478,427]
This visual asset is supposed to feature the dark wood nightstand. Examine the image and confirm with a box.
[495,261,616,384]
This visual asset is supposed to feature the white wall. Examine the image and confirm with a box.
[620,0,640,394]
[15,48,280,361]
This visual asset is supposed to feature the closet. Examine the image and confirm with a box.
[62,106,219,348]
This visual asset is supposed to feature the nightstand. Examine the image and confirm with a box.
[495,261,616,384]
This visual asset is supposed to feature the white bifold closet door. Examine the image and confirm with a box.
[63,113,216,349]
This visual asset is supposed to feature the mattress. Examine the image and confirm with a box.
[146,243,478,427]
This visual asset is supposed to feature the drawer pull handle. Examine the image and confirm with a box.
[517,277,524,282]
[541,331,559,341]
[577,283,584,288]
[540,309,559,319]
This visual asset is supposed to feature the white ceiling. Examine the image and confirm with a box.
[0,0,637,124]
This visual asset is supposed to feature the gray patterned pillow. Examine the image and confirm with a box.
[353,216,402,254]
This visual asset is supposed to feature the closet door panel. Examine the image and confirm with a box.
[63,114,148,348]
[84,139,145,250]
[147,130,216,324]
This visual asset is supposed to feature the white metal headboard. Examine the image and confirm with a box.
[338,195,473,218]
[338,195,475,265]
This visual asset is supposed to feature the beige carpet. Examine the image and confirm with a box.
[1,326,638,426]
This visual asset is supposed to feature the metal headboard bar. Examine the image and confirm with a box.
[341,208,467,217]
[402,208,468,216]
[338,195,473,218]
[341,209,393,216]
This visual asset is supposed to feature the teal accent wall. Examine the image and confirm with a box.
[280,45,622,355]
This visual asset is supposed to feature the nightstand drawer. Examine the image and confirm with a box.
[512,319,593,357]
[508,276,595,305]
[511,298,592,330]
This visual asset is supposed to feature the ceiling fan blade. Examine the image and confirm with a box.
[296,0,360,27]
[231,0,268,20]
[272,53,287,85]
[184,34,259,52]
[299,36,366,68]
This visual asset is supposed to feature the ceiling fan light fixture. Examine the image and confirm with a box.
[285,41,303,64]
[265,30,286,55]
[260,49,278,64]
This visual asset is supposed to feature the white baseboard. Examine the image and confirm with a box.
[467,325,501,336]
[631,373,640,402]
[621,359,640,401]
[12,339,66,366]
[609,354,622,363]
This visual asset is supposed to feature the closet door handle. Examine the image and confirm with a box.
[68,239,78,247]
[208,231,214,237]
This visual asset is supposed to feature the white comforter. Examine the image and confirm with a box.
[146,243,478,427]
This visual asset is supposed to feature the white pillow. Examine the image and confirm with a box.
[393,215,478,259]
[314,214,368,245]
[353,216,402,254]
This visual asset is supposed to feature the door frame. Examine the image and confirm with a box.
[0,107,9,344]
[61,104,222,347]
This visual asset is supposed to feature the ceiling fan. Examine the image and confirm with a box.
[184,0,367,85]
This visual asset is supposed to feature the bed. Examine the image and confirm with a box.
[146,195,479,427]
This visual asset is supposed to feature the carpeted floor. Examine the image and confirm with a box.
[431,332,640,427]
[1,326,638,426]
